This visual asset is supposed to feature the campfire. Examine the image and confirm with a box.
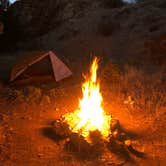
[63,57,111,143]
[52,57,143,159]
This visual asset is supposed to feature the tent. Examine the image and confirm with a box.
[10,51,72,85]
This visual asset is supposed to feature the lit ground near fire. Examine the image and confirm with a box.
[0,62,165,166]
[0,0,166,165]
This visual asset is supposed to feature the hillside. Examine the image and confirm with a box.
[1,0,165,67]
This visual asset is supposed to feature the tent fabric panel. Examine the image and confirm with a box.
[49,51,72,81]
[18,56,53,77]
[27,52,49,66]
[10,51,47,82]
[10,52,49,82]
[10,66,28,81]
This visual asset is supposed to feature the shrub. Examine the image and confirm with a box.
[101,61,121,84]
[23,86,42,104]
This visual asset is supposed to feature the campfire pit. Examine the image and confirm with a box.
[51,57,144,160]
[52,116,144,161]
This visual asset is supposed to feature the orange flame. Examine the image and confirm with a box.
[64,57,111,142]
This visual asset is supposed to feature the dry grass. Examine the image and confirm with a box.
[122,66,165,114]
[102,64,165,115]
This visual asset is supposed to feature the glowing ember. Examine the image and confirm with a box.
[63,57,111,142]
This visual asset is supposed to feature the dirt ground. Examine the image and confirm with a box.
[0,62,165,166]
[0,0,166,165]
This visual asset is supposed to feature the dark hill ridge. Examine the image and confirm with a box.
[2,0,166,66]
[6,0,125,38]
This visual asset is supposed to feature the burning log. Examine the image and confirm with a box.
[64,131,105,158]
[110,119,129,141]
[67,133,92,153]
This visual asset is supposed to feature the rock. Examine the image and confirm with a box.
[53,119,71,138]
